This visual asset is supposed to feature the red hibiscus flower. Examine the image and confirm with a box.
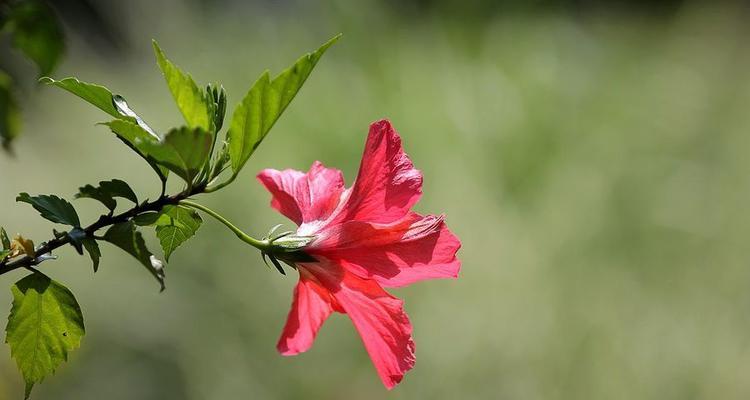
[257,119,461,389]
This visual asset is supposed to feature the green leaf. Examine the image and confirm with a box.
[132,205,203,260]
[112,95,158,137]
[17,193,80,227]
[81,238,100,272]
[152,41,212,131]
[102,221,165,291]
[6,273,85,399]
[43,76,165,181]
[209,142,231,181]
[76,179,138,211]
[0,71,21,149]
[136,126,212,184]
[75,185,115,210]
[0,227,9,259]
[1,227,10,250]
[98,179,138,203]
[227,34,340,175]
[105,120,169,181]
[3,1,65,76]
[40,78,158,137]
[206,83,227,132]
[154,205,202,261]
[39,77,120,118]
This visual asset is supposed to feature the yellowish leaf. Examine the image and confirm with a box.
[10,235,35,258]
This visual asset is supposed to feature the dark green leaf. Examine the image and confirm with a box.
[0,71,21,148]
[76,185,116,210]
[76,179,138,211]
[154,205,202,261]
[152,41,212,131]
[105,120,169,181]
[17,193,80,226]
[1,227,10,250]
[81,238,100,272]
[136,126,212,184]
[98,179,138,204]
[102,221,165,291]
[6,273,85,399]
[4,1,64,76]
[0,250,9,260]
[133,212,162,226]
[227,34,340,175]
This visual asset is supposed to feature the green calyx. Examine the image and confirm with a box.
[260,226,316,275]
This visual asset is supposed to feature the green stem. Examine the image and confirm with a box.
[179,200,269,251]
[204,172,237,193]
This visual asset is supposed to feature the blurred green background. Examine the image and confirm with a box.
[2,0,750,398]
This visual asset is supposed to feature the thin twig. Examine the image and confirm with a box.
[0,183,207,277]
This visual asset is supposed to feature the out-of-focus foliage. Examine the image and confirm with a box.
[0,0,124,149]
[1,0,750,399]
[0,0,64,148]
[1,0,64,77]
[0,71,21,148]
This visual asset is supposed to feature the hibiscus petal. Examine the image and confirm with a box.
[301,261,416,389]
[277,270,337,356]
[257,161,345,226]
[333,119,423,225]
[334,271,416,389]
[310,213,461,287]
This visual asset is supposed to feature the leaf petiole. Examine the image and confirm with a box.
[178,200,268,251]
[203,172,237,193]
